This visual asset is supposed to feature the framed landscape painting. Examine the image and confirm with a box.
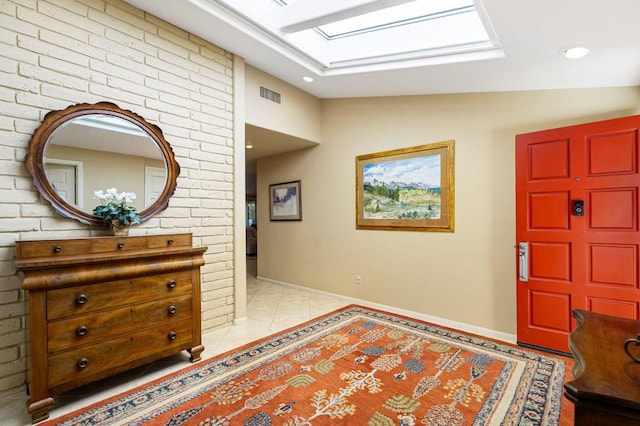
[270,180,302,221]
[356,141,454,232]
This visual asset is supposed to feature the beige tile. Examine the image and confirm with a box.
[201,325,233,357]
[0,393,31,426]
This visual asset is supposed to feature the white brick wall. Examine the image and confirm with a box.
[0,0,236,396]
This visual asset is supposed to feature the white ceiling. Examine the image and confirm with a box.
[49,118,162,159]
[244,124,318,174]
[125,0,640,99]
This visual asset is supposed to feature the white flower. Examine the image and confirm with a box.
[93,188,137,205]
[122,192,136,204]
[93,189,106,202]
[92,188,141,225]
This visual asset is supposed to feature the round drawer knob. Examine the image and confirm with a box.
[76,294,88,305]
[77,357,89,369]
[168,305,177,315]
[76,326,88,337]
[117,243,125,249]
[53,245,62,253]
[167,280,177,289]
[168,331,177,341]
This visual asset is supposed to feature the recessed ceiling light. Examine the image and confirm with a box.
[562,46,589,59]
[245,144,253,149]
[303,76,314,83]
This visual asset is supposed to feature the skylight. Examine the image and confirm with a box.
[213,0,502,75]
[279,0,477,39]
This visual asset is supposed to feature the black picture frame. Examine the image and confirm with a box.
[269,180,302,221]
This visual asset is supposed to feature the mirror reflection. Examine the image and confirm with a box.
[43,115,166,213]
[26,102,180,226]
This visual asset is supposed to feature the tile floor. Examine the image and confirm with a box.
[2,257,349,425]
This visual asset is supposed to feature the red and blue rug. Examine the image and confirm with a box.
[43,305,569,425]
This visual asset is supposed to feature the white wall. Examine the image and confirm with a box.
[0,0,237,396]
[257,87,640,336]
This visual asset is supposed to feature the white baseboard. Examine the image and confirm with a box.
[257,275,517,344]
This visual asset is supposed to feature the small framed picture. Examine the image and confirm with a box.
[269,180,302,221]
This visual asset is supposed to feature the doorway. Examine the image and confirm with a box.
[145,166,167,206]
[246,198,257,256]
[44,159,83,208]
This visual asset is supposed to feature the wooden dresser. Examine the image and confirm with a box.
[564,310,640,425]
[15,233,207,424]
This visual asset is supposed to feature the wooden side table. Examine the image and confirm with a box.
[564,310,640,425]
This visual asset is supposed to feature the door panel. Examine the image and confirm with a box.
[589,244,636,286]
[529,192,570,229]
[587,130,636,175]
[589,188,636,229]
[516,115,640,354]
[530,291,571,330]
[587,298,636,319]
[529,139,570,180]
[530,242,571,281]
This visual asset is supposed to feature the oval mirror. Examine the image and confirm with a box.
[25,102,180,226]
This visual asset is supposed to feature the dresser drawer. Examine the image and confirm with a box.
[88,236,147,252]
[48,318,194,390]
[47,270,193,320]
[16,233,192,260]
[48,294,193,353]
[146,234,192,249]
[16,239,93,259]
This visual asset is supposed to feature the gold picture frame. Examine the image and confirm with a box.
[356,141,454,232]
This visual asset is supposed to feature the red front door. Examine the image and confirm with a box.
[516,115,640,354]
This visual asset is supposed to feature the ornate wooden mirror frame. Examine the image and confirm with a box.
[25,102,180,226]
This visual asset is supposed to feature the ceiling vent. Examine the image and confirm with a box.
[260,86,281,104]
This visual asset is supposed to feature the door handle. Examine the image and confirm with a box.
[519,242,528,282]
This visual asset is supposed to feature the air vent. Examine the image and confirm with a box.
[260,86,281,104]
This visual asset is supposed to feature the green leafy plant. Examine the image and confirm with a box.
[92,188,142,226]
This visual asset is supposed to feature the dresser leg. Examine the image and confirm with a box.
[27,396,54,424]
[189,345,205,362]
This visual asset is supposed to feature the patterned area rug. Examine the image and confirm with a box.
[43,305,568,425]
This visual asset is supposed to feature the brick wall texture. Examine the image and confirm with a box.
[0,0,236,396]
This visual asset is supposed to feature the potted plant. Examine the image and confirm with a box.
[92,188,141,236]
